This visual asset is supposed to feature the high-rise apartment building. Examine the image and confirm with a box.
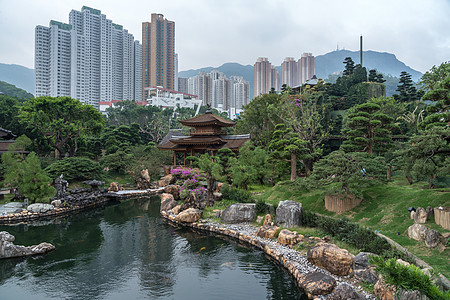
[298,53,316,84]
[187,71,249,113]
[281,57,298,87]
[254,57,273,98]
[178,77,188,94]
[142,14,175,99]
[271,66,281,92]
[35,6,142,108]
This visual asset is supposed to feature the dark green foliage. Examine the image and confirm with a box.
[394,71,420,103]
[0,81,33,99]
[0,95,23,135]
[301,211,393,255]
[234,93,281,147]
[368,69,386,83]
[255,199,271,214]
[396,127,450,188]
[342,99,397,154]
[45,157,104,181]
[310,150,386,197]
[2,136,55,203]
[419,62,450,129]
[18,96,104,157]
[221,184,253,203]
[370,256,450,300]
[100,150,134,174]
[343,57,355,76]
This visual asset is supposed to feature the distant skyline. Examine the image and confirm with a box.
[0,0,449,73]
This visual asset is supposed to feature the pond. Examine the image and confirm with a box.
[0,197,304,299]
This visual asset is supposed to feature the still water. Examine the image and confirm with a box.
[0,197,303,299]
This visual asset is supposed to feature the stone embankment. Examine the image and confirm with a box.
[160,209,376,300]
[0,188,164,225]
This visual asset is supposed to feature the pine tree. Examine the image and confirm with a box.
[394,71,418,102]
[343,57,355,76]
[368,69,378,82]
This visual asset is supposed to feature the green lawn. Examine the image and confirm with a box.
[256,176,450,278]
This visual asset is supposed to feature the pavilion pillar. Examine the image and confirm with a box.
[173,152,176,166]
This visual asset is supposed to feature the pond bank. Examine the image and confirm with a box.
[161,210,376,299]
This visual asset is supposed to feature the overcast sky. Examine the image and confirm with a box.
[0,0,449,73]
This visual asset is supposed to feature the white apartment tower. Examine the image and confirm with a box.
[35,6,142,108]
[253,57,272,98]
[298,53,316,84]
[281,57,298,88]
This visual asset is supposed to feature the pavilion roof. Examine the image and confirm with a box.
[179,111,235,127]
[0,128,16,140]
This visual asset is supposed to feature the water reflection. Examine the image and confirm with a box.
[0,197,303,299]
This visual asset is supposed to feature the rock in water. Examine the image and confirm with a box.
[220,203,256,223]
[0,231,55,259]
[275,200,302,228]
[307,243,355,276]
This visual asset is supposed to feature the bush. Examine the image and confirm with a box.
[255,199,271,214]
[370,256,450,300]
[221,184,253,203]
[100,150,133,174]
[301,210,395,256]
[45,157,104,181]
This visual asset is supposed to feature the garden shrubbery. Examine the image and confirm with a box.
[370,256,450,300]
[45,157,104,181]
[301,210,407,258]
[221,184,253,203]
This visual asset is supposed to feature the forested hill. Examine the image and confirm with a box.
[0,63,34,95]
[0,81,34,99]
[315,50,423,82]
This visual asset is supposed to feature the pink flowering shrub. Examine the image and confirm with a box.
[171,167,205,200]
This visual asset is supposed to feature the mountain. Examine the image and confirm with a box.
[0,81,34,99]
[0,63,34,95]
[179,62,254,96]
[315,50,423,82]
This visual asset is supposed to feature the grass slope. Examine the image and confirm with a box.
[257,176,450,278]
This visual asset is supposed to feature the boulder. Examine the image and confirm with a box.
[275,200,302,228]
[27,203,55,214]
[354,268,378,284]
[413,207,428,224]
[213,192,222,202]
[50,199,62,208]
[263,214,273,225]
[256,225,279,239]
[108,182,124,192]
[277,229,303,245]
[171,205,182,215]
[0,231,55,259]
[424,229,441,248]
[374,276,396,300]
[220,203,256,223]
[395,289,428,300]
[307,243,355,276]
[407,223,428,241]
[328,283,365,300]
[410,210,416,219]
[256,216,263,224]
[396,259,410,266]
[136,169,153,189]
[299,272,336,297]
[160,193,177,212]
[158,174,176,187]
[174,208,202,223]
[354,252,376,268]
[164,185,180,200]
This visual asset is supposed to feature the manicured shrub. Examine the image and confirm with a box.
[45,157,104,181]
[221,184,253,203]
[255,199,271,214]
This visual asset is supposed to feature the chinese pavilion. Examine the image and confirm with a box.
[158,110,250,165]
